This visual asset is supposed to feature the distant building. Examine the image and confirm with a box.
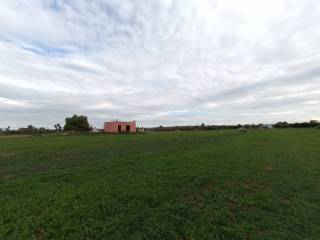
[259,124,273,129]
[104,121,136,133]
[91,127,100,133]
[137,127,145,133]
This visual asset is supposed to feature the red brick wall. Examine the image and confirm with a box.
[104,121,136,133]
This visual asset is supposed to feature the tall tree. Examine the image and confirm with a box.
[64,115,91,132]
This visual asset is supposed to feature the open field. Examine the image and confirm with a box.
[1,129,320,239]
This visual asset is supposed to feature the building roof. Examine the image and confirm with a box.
[105,120,135,124]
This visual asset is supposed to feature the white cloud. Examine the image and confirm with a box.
[0,0,319,128]
[0,97,33,108]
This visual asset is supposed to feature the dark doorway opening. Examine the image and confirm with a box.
[126,125,130,132]
[118,125,121,132]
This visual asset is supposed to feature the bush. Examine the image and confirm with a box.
[64,114,91,132]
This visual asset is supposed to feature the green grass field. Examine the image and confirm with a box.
[1,129,320,239]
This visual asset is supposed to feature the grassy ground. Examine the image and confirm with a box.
[0,129,319,239]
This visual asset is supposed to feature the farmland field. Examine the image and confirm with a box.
[0,129,320,239]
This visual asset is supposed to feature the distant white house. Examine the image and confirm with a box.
[137,128,145,133]
[91,127,100,133]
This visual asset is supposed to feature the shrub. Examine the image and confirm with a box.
[64,114,91,132]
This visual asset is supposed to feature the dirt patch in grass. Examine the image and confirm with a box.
[185,180,215,208]
[185,194,204,208]
[0,135,31,139]
[33,228,46,239]
[243,180,266,190]
[2,175,14,179]
[200,181,214,193]
[0,152,16,157]
[225,195,237,210]
[265,165,273,171]
[280,198,291,205]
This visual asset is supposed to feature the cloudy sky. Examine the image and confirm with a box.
[0,0,320,128]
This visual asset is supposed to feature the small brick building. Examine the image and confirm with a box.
[104,121,136,133]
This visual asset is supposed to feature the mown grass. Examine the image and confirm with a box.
[0,129,319,239]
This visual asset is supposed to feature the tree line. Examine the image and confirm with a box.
[146,120,320,132]
[272,120,320,128]
[0,114,91,135]
[1,117,319,135]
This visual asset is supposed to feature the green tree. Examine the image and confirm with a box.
[64,115,91,132]
[38,127,47,134]
[273,121,289,128]
[310,120,319,127]
[27,125,38,134]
